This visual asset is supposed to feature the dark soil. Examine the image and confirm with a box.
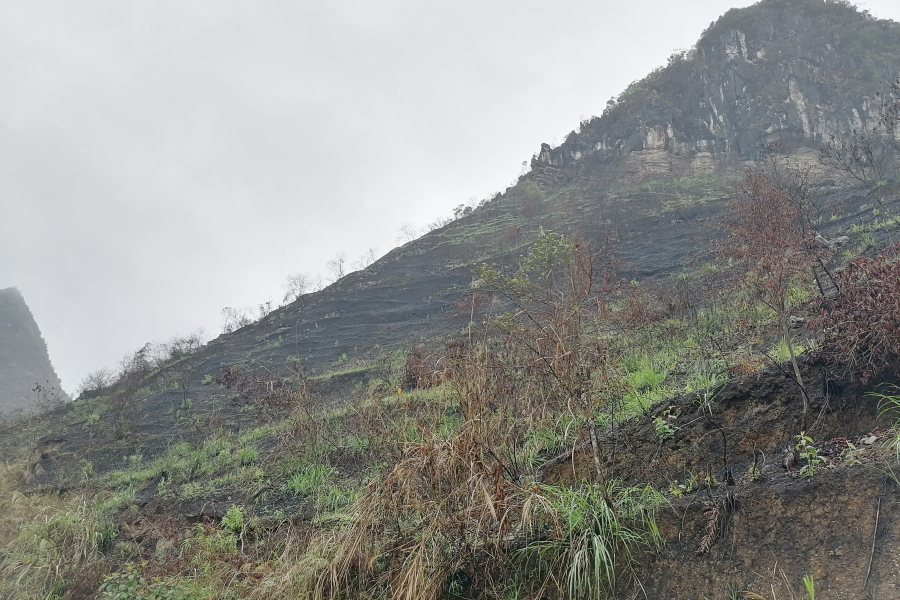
[542,359,900,599]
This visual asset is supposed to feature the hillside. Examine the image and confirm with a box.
[2,1,900,599]
[208,0,900,376]
[0,287,66,414]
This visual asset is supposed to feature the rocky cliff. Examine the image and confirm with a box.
[0,287,66,414]
[533,0,900,180]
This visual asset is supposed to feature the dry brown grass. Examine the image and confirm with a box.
[0,460,117,599]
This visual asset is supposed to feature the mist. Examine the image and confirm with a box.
[2,0,899,391]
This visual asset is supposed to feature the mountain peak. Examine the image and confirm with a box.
[531,0,900,181]
[0,287,67,414]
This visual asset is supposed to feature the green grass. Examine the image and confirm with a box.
[519,482,664,599]
[286,464,335,497]
[104,430,268,503]
[514,415,582,470]
[0,492,119,599]
[769,336,809,363]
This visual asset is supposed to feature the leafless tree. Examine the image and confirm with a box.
[326,251,348,282]
[256,299,275,320]
[148,330,205,370]
[77,367,114,398]
[33,380,67,413]
[427,216,453,231]
[221,306,253,333]
[396,222,422,245]
[352,247,380,271]
[821,79,900,229]
[282,272,312,304]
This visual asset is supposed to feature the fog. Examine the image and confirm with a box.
[2,0,899,392]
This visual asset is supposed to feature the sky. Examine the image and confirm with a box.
[2,0,900,393]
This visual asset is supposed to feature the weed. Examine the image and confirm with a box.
[98,563,210,600]
[286,464,334,497]
[521,483,664,599]
[667,472,701,498]
[238,425,271,444]
[522,416,579,468]
[860,231,875,250]
[872,390,900,462]
[686,367,727,415]
[0,493,118,599]
[839,442,866,466]
[748,462,761,481]
[803,573,816,600]
[795,432,822,477]
[236,446,258,466]
[653,407,678,440]
[221,505,245,534]
[770,336,808,363]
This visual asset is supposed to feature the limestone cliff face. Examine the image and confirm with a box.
[533,0,900,179]
[0,288,66,414]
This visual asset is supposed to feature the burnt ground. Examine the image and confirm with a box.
[542,358,900,599]
[21,173,881,492]
[646,466,899,599]
[5,162,899,599]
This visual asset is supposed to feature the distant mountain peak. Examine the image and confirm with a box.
[531,0,900,182]
[0,287,67,414]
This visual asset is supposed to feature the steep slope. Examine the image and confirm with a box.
[5,2,900,599]
[201,0,900,378]
[0,287,66,414]
[23,0,900,465]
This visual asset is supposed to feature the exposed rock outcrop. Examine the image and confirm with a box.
[0,287,66,414]
[532,0,900,179]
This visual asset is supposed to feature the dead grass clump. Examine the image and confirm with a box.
[326,416,553,600]
[0,467,118,600]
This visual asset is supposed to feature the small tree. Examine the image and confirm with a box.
[717,169,825,413]
[221,306,253,333]
[112,343,153,437]
[475,231,624,487]
[475,232,619,410]
[326,251,347,282]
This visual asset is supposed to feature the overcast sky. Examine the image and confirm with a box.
[2,1,899,392]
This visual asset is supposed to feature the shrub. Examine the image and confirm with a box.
[815,245,900,382]
[221,505,245,534]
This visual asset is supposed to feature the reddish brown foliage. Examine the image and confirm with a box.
[450,292,489,315]
[815,246,900,383]
[718,169,823,311]
[402,345,438,390]
[217,365,309,411]
[503,225,522,244]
